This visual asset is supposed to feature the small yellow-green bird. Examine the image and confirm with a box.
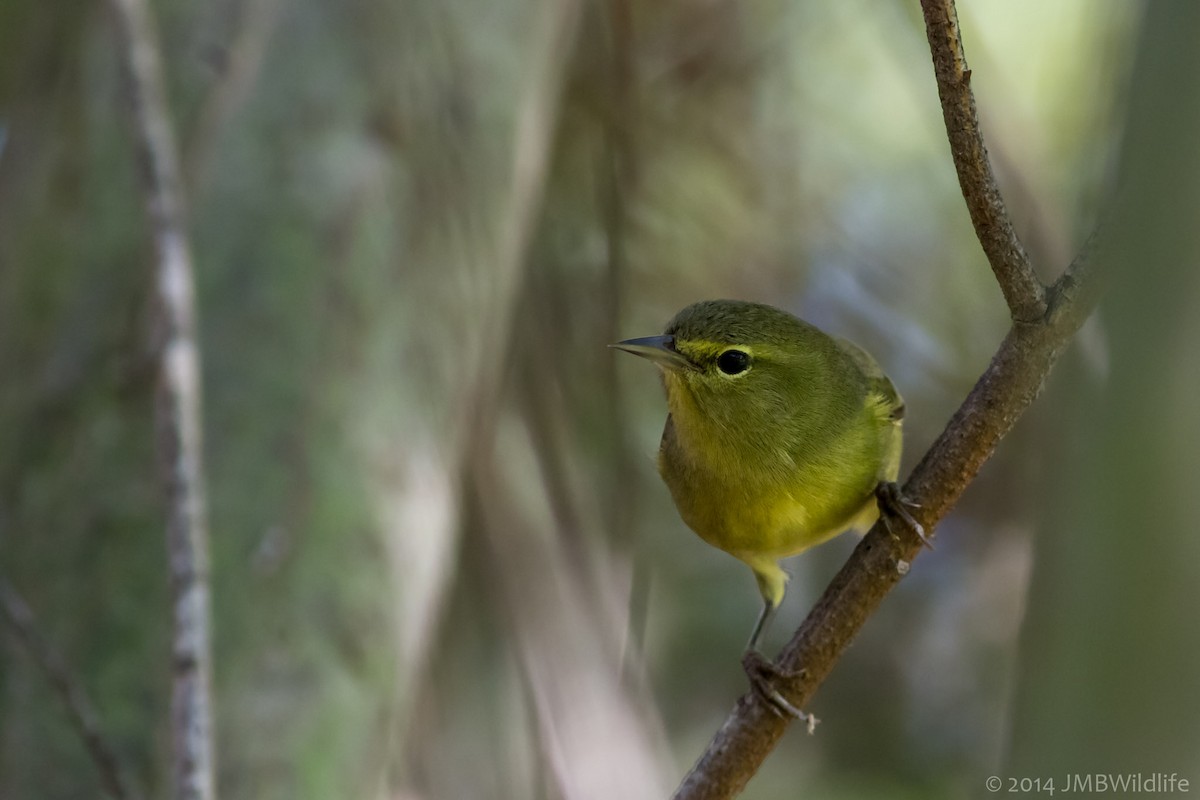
[614,299,922,715]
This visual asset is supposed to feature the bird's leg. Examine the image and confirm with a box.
[741,599,819,732]
[746,597,776,652]
[875,481,933,549]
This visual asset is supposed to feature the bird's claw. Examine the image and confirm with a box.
[875,481,933,550]
[741,650,819,733]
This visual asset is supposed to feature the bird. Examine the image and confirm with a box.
[612,299,924,720]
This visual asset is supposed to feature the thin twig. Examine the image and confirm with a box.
[107,0,216,798]
[670,1,1104,796]
[919,0,1048,322]
[0,578,142,800]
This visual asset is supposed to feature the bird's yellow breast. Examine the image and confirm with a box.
[657,390,898,564]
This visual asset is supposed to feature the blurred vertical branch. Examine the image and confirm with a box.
[470,451,671,800]
[671,0,1103,796]
[599,0,652,666]
[455,0,584,443]
[600,0,639,544]
[361,0,679,794]
[1006,0,1200,776]
[0,578,141,800]
[455,1,670,796]
[107,0,216,798]
[183,0,283,196]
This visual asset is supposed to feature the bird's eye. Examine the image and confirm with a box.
[716,349,751,375]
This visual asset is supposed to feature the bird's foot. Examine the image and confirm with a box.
[875,481,933,550]
[741,650,819,733]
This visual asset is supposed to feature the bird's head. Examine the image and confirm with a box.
[612,299,842,439]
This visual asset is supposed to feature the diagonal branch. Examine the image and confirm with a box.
[920,0,1048,323]
[1,578,143,800]
[107,0,216,798]
[670,2,1104,798]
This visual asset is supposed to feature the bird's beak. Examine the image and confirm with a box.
[609,335,693,371]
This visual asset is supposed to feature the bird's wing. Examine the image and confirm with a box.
[835,337,905,422]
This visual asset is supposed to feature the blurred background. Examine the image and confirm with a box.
[2,0,1198,798]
